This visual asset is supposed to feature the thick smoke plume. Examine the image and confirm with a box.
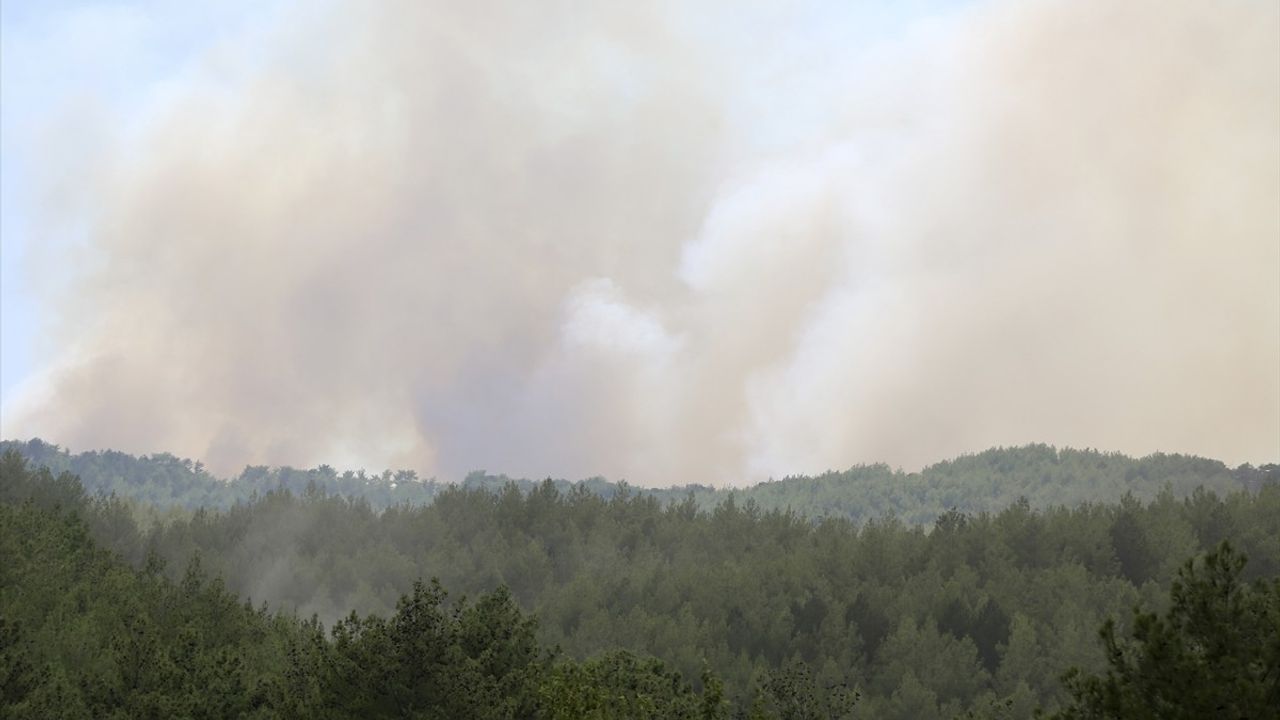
[5,0,1278,484]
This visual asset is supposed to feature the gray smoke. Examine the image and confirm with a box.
[5,0,1278,484]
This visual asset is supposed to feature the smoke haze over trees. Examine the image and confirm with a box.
[3,0,1278,716]
[3,449,1277,717]
[5,438,1271,520]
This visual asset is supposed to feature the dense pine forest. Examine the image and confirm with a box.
[2,443,1277,717]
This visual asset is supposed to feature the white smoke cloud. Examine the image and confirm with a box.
[5,0,1278,484]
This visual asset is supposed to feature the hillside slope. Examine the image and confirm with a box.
[3,439,1271,524]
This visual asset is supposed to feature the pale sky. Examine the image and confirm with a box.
[2,0,293,399]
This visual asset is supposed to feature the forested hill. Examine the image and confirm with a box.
[3,438,1272,523]
[0,438,439,510]
[3,450,1277,718]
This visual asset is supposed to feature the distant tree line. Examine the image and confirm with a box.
[4,438,1271,523]
[2,448,1276,717]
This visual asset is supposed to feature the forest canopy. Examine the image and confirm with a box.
[3,438,1268,521]
[2,446,1277,717]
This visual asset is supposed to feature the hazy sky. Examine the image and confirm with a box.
[2,0,1277,484]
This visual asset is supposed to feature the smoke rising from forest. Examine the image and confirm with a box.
[5,0,1278,484]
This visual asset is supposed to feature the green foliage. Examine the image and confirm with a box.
[748,661,858,720]
[102,454,1275,714]
[0,468,286,717]
[0,438,440,510]
[283,579,542,719]
[1045,542,1280,719]
[0,451,745,718]
[539,651,716,719]
[3,447,1277,718]
[7,439,1271,523]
